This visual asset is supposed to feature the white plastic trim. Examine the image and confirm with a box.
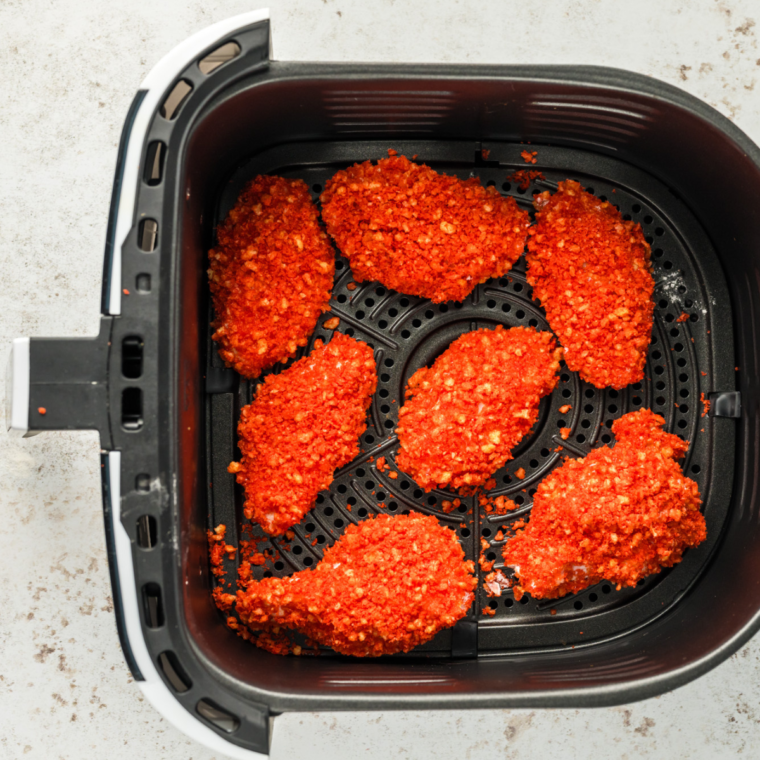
[107,8,271,316]
[109,454,268,759]
[6,337,30,436]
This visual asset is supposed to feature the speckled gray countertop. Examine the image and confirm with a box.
[2,1,760,758]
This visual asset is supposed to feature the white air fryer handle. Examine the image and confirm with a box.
[106,7,272,318]
[5,337,33,437]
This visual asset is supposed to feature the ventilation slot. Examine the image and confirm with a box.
[161,80,192,120]
[136,514,157,549]
[121,388,143,431]
[138,219,158,252]
[143,141,165,185]
[121,336,143,379]
[142,583,164,628]
[136,274,151,293]
[196,699,240,733]
[198,41,241,74]
[158,651,191,693]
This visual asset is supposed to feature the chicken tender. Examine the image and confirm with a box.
[208,175,334,378]
[320,154,530,303]
[502,409,705,600]
[526,180,655,389]
[228,334,377,536]
[235,513,477,657]
[395,326,561,491]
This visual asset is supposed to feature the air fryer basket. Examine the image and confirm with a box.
[8,11,760,758]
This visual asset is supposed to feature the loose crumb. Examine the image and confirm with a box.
[700,392,711,418]
[520,150,538,165]
[37,407,47,415]
[506,169,545,191]
[676,312,690,322]
[560,427,571,440]
[322,316,340,330]
[558,404,572,414]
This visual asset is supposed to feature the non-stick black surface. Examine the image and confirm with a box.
[205,140,734,656]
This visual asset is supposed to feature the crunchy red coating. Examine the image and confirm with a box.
[229,334,377,536]
[396,326,561,491]
[320,155,530,303]
[208,175,335,378]
[502,409,705,600]
[526,180,655,389]
[235,513,477,657]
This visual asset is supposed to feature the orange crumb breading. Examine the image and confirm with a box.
[396,326,561,491]
[502,409,705,600]
[208,175,335,378]
[527,180,655,389]
[229,334,377,536]
[235,513,477,657]
[320,154,530,303]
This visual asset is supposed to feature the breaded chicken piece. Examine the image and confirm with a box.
[526,180,655,389]
[228,334,377,536]
[502,409,705,600]
[395,326,561,491]
[320,154,530,303]
[208,175,334,378]
[235,513,477,656]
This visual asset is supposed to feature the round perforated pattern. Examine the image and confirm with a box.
[207,142,733,653]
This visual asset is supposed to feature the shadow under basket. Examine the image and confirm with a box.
[14,16,760,757]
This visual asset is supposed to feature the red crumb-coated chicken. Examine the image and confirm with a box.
[235,513,477,656]
[502,409,705,600]
[228,334,377,536]
[320,154,530,303]
[208,175,335,378]
[526,180,655,389]
[395,326,562,491]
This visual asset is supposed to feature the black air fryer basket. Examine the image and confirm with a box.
[7,10,760,758]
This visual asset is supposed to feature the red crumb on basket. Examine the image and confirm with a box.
[482,606,496,616]
[322,316,340,330]
[560,427,571,440]
[207,175,334,378]
[37,407,46,415]
[701,392,711,418]
[527,180,655,389]
[230,334,377,536]
[514,467,526,480]
[320,154,530,303]
[442,498,462,514]
[506,169,545,191]
[502,409,706,600]
[484,569,512,597]
[481,148,491,161]
[478,493,518,515]
[207,524,228,579]
[388,470,398,479]
[559,404,572,414]
[677,312,690,323]
[346,282,357,291]
[396,326,561,492]
[235,513,477,657]
[520,150,538,165]
[122,289,130,295]
[376,456,387,472]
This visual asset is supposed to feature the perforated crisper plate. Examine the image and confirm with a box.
[205,140,734,657]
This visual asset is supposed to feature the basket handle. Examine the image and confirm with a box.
[5,317,112,445]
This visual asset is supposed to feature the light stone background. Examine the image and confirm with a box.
[1,1,760,758]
